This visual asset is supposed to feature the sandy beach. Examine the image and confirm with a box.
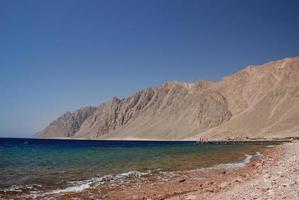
[169,141,299,200]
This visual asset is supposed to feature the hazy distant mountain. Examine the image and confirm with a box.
[35,56,299,140]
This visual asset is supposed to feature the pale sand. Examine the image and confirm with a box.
[169,141,299,200]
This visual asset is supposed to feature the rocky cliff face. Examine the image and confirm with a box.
[36,56,299,140]
[74,82,232,139]
[35,106,97,138]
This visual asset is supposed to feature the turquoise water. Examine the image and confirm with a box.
[0,138,264,194]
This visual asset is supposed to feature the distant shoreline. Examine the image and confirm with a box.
[1,136,295,144]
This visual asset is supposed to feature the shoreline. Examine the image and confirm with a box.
[169,141,299,200]
[1,141,297,199]
[42,141,298,200]
[4,136,297,143]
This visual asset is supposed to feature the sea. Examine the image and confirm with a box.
[0,138,269,199]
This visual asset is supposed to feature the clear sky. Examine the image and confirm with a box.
[1,0,299,137]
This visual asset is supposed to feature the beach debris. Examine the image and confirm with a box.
[179,179,186,183]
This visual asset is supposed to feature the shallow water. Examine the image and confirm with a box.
[0,138,266,196]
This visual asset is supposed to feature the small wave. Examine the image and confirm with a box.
[115,170,152,179]
[256,151,262,157]
[1,170,157,198]
[2,185,23,193]
[46,170,154,195]
[50,182,91,194]
[47,175,111,194]
[1,184,42,193]
[216,154,254,169]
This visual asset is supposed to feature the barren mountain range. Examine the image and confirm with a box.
[35,57,299,140]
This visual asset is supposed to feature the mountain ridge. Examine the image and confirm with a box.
[35,56,299,140]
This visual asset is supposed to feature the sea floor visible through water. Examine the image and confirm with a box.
[0,138,274,199]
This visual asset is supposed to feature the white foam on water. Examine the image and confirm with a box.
[0,170,156,199]
[1,184,42,193]
[2,185,23,193]
[256,151,262,157]
[45,169,154,195]
[49,182,91,194]
[115,170,151,179]
[216,154,253,169]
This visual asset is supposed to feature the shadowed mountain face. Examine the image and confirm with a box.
[35,106,97,138]
[35,57,299,140]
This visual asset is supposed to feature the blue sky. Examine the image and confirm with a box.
[1,0,299,137]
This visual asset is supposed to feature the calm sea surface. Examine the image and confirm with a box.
[0,138,266,195]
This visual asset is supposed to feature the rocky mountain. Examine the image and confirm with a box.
[35,106,97,138]
[35,56,299,140]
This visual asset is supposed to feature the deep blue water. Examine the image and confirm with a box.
[0,138,264,193]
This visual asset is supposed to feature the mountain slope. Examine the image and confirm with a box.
[195,57,299,139]
[35,106,97,138]
[36,56,299,140]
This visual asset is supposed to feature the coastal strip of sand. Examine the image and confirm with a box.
[168,141,299,200]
